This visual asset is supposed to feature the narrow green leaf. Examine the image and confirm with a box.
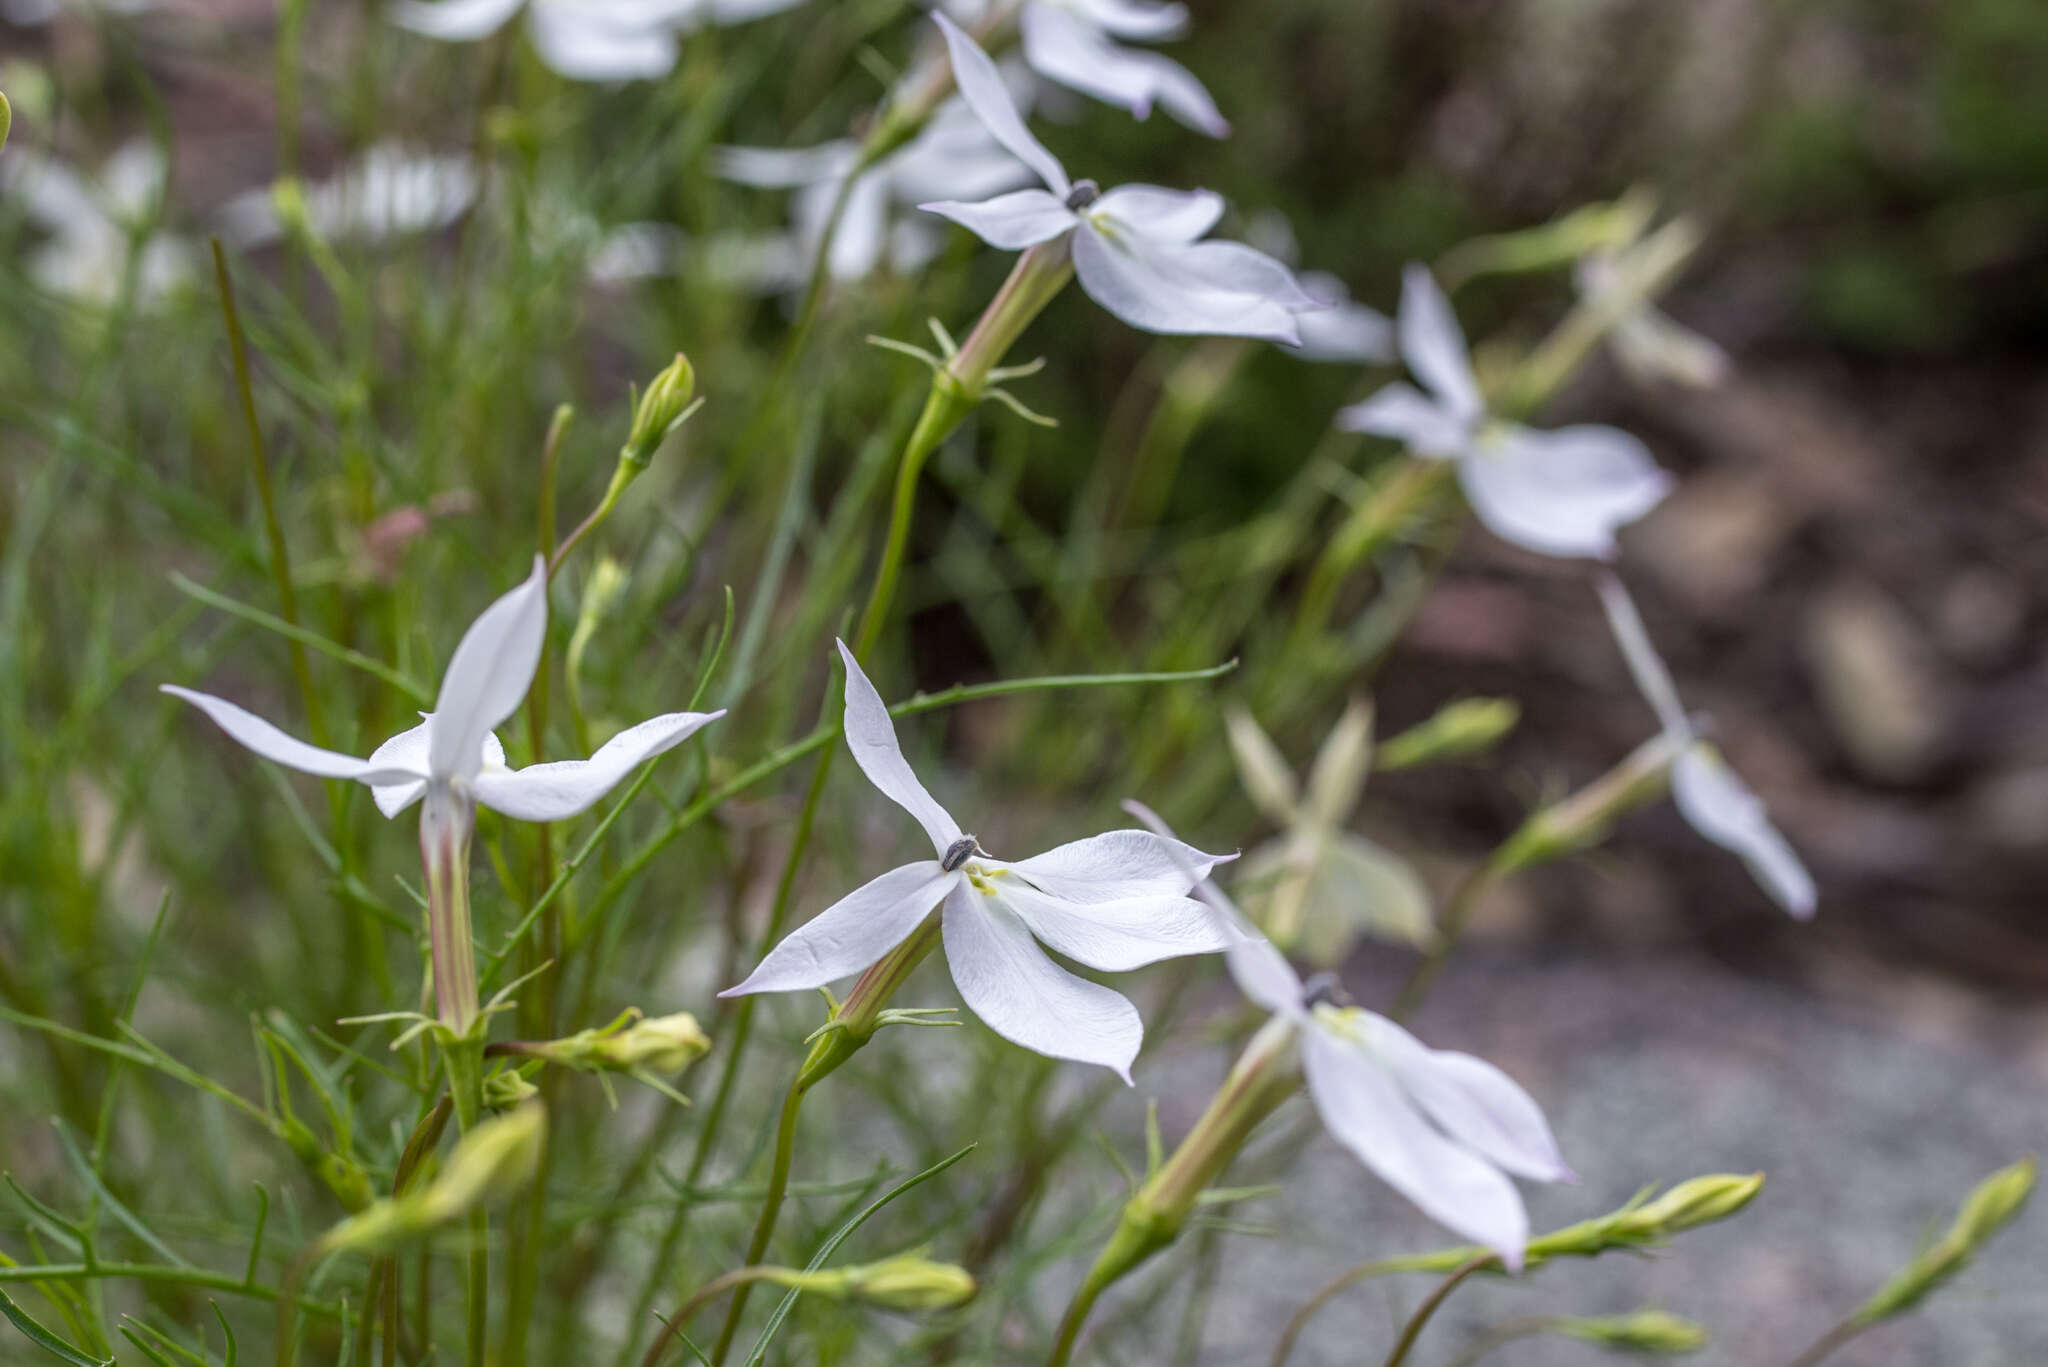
[0,1290,114,1367]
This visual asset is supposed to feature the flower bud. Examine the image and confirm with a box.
[595,1011,710,1075]
[1624,1172,1765,1236]
[1852,1156,2035,1326]
[0,93,12,153]
[623,353,696,470]
[320,1103,546,1258]
[1495,733,1676,873]
[483,1068,539,1111]
[1376,698,1520,771]
[1556,1310,1708,1354]
[835,1254,979,1310]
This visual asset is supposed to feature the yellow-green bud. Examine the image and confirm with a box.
[322,1102,546,1257]
[1853,1155,2035,1326]
[483,1068,539,1111]
[623,353,696,469]
[1495,733,1677,873]
[578,556,630,629]
[1555,1310,1708,1354]
[1,93,11,153]
[1624,1172,1765,1236]
[271,178,312,240]
[763,1253,976,1311]
[596,1011,710,1075]
[1377,698,1521,771]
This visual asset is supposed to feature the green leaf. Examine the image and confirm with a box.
[0,1290,114,1367]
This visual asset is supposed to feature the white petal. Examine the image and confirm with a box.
[1673,745,1816,918]
[1334,383,1468,457]
[526,2,681,81]
[1002,828,1228,903]
[370,721,510,818]
[1087,184,1222,243]
[720,862,959,996]
[932,12,1070,197]
[429,557,549,783]
[1302,1026,1530,1268]
[1020,3,1226,137]
[1361,1014,1573,1182]
[1594,572,1690,737]
[1397,263,1483,424]
[1304,696,1374,830]
[1072,225,1300,344]
[920,188,1078,249]
[942,884,1143,1081]
[715,141,856,189]
[1142,236,1321,309]
[835,640,963,855]
[390,0,523,40]
[994,880,1230,972]
[1066,0,1187,42]
[1611,309,1731,390]
[1295,296,1396,365]
[472,710,723,822]
[161,686,422,787]
[1457,424,1673,561]
[819,173,891,281]
[1223,706,1300,825]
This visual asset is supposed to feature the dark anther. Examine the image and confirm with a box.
[942,836,979,872]
[1301,973,1352,1010]
[1064,179,1101,210]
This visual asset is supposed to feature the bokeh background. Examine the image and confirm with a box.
[2,1,2044,1364]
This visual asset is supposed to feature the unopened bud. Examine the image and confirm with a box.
[623,353,696,470]
[832,1254,979,1310]
[271,178,313,241]
[1625,1172,1765,1236]
[1377,698,1520,771]
[1496,733,1677,872]
[1556,1310,1707,1354]
[321,1103,545,1257]
[596,1012,710,1075]
[1,93,12,153]
[578,557,630,629]
[1853,1155,2035,1326]
[483,1068,539,1111]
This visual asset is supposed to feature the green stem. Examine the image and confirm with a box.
[849,385,971,658]
[705,1080,808,1365]
[640,1268,782,1367]
[1380,1256,1494,1367]
[1266,1252,1460,1367]
[1783,1320,1863,1367]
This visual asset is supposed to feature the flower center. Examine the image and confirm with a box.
[942,835,978,872]
[1064,179,1100,211]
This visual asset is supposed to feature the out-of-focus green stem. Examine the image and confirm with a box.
[1380,1256,1494,1367]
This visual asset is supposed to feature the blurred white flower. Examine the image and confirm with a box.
[1337,264,1673,560]
[717,89,1034,287]
[1577,247,1730,389]
[1596,573,1816,918]
[3,140,193,307]
[1224,699,1434,964]
[163,558,723,827]
[391,0,803,83]
[1243,211,1395,364]
[945,0,1226,137]
[721,641,1232,1082]
[920,15,1317,345]
[1125,801,1572,1269]
[217,144,478,248]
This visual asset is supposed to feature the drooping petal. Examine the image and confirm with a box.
[161,686,423,786]
[366,718,510,818]
[720,862,959,996]
[1003,827,1229,903]
[1019,3,1226,137]
[835,640,963,855]
[429,556,549,783]
[1302,1026,1530,1268]
[1223,705,1301,826]
[1672,744,1817,918]
[390,0,523,40]
[1072,225,1301,344]
[933,12,1071,197]
[1594,572,1690,737]
[994,879,1230,972]
[941,884,1143,1081]
[1456,424,1673,561]
[1397,263,1483,425]
[527,1,680,81]
[1086,184,1222,243]
[919,188,1078,249]
[1333,383,1468,458]
[1360,1013,1574,1183]
[472,710,724,822]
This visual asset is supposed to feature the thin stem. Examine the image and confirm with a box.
[705,1079,808,1364]
[850,385,966,658]
[1043,1272,1108,1367]
[1783,1319,1863,1367]
[1265,1252,1460,1367]
[1380,1256,1494,1367]
[639,1268,779,1367]
[1438,1316,1555,1367]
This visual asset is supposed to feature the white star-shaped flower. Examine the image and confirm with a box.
[3,141,193,307]
[391,0,802,83]
[1127,802,1573,1268]
[218,144,478,249]
[944,0,1227,137]
[1576,247,1730,389]
[720,641,1233,1082]
[162,557,723,826]
[917,14,1319,346]
[1337,264,1674,560]
[1596,574,1816,918]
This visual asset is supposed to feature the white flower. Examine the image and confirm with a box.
[1241,212,1395,364]
[916,15,1315,345]
[1125,802,1572,1268]
[162,557,723,826]
[3,141,194,307]
[946,0,1227,137]
[717,90,1035,287]
[1337,264,1673,560]
[720,641,1233,1082]
[1224,699,1434,964]
[218,144,478,248]
[1595,573,1816,918]
[391,0,802,83]
[1577,248,1729,389]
